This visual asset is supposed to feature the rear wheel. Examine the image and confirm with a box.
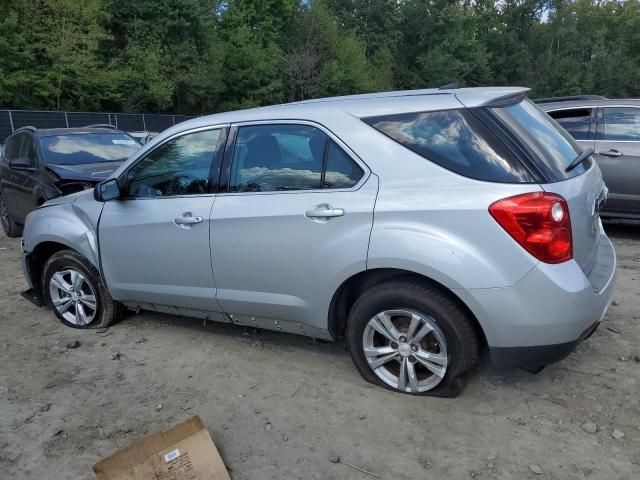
[42,249,124,329]
[347,280,480,397]
[0,195,22,237]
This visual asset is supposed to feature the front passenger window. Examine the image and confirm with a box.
[127,129,221,198]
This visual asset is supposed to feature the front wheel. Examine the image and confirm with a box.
[42,249,124,329]
[347,280,480,397]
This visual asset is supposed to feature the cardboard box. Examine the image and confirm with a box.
[94,416,230,480]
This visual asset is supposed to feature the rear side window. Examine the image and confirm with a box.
[3,135,22,162]
[492,99,587,179]
[324,141,363,188]
[547,108,593,140]
[229,124,363,192]
[599,107,640,141]
[364,109,534,183]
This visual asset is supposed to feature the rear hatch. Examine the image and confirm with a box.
[490,98,607,275]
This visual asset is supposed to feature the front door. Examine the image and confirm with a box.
[595,106,640,215]
[13,133,40,219]
[99,127,226,312]
[210,122,378,335]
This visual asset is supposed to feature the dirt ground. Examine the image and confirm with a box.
[1,222,639,480]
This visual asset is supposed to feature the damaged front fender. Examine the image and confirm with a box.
[22,190,104,270]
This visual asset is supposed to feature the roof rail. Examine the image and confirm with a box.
[84,123,117,129]
[534,95,607,104]
[14,126,37,133]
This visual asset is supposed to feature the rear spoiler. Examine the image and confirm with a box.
[455,89,530,109]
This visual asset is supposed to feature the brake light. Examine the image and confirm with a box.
[489,192,572,264]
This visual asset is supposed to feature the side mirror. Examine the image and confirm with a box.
[95,178,121,202]
[9,157,34,171]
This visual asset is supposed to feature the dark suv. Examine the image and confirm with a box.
[0,126,140,236]
[538,96,640,219]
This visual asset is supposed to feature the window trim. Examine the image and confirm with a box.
[596,105,640,143]
[218,119,370,196]
[117,125,228,200]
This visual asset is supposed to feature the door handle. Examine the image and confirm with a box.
[598,149,623,158]
[305,204,345,220]
[174,212,203,228]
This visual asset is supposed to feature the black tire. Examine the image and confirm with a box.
[41,249,125,329]
[346,280,480,397]
[0,195,22,238]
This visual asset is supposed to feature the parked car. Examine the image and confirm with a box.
[538,96,640,219]
[20,87,615,397]
[0,125,140,237]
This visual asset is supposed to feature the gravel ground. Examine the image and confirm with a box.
[1,221,639,479]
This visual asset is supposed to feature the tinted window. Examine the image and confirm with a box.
[230,125,325,192]
[20,136,37,167]
[39,132,140,165]
[600,107,640,141]
[324,141,363,188]
[127,129,221,198]
[548,108,592,140]
[3,135,22,161]
[492,99,587,179]
[365,109,533,183]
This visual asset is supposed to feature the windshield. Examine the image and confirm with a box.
[39,132,140,165]
[491,99,590,179]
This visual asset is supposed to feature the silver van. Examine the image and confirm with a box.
[20,87,615,396]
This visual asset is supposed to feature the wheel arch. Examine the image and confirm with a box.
[328,268,487,348]
[27,241,88,292]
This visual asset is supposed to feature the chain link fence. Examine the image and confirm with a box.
[0,109,196,142]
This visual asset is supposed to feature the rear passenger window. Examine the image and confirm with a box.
[600,107,640,141]
[548,108,592,140]
[364,109,534,183]
[324,141,363,188]
[230,124,363,192]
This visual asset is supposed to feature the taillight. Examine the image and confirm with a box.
[489,192,572,264]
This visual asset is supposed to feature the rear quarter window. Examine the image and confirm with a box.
[363,109,534,183]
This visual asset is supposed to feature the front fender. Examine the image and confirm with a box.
[23,195,104,270]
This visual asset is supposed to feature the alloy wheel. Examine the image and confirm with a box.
[362,309,448,393]
[49,268,98,326]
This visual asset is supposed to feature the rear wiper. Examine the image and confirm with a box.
[565,147,594,172]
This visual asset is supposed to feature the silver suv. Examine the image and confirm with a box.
[20,87,615,397]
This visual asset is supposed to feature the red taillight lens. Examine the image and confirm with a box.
[489,192,573,264]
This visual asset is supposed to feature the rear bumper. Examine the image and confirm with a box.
[456,233,615,369]
[490,319,601,369]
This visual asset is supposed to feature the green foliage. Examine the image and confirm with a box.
[0,0,639,114]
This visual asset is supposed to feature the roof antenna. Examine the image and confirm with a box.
[438,63,478,90]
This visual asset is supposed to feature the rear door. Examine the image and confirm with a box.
[210,121,377,335]
[594,106,640,215]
